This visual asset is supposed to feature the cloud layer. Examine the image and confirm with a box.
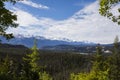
[20,0,49,9]
[7,1,120,44]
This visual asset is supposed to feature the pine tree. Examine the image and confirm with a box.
[27,39,40,72]
[108,36,120,80]
[0,55,13,80]
[93,45,106,72]
[22,39,52,80]
[70,45,109,80]
[22,39,40,80]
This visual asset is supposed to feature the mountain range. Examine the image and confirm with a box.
[0,35,114,53]
[1,36,96,48]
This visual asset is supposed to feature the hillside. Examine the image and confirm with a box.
[0,43,115,80]
[0,43,29,56]
[1,36,96,48]
[0,43,94,80]
[42,44,113,53]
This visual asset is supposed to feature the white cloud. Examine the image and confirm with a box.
[13,8,39,26]
[74,0,93,7]
[20,0,49,9]
[7,1,120,44]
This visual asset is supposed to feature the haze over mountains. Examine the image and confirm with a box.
[0,35,114,53]
[1,35,96,48]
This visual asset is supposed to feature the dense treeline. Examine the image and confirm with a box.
[71,36,120,80]
[39,51,91,80]
[0,38,120,80]
[0,44,92,80]
[0,40,52,80]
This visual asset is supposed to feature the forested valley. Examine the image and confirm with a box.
[0,37,120,80]
[1,0,120,80]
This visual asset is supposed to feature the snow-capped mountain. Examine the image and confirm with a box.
[1,35,96,48]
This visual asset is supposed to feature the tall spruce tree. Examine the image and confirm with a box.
[23,39,40,80]
[0,55,14,80]
[23,39,52,80]
[70,45,109,80]
[108,36,120,80]
[92,45,103,71]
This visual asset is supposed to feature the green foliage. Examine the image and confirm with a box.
[0,0,19,39]
[22,39,52,80]
[39,72,52,80]
[0,40,53,80]
[70,70,109,80]
[99,0,120,25]
[23,39,40,72]
[0,55,16,80]
[70,37,120,80]
[1,38,120,80]
[0,43,89,80]
[107,36,120,80]
[70,45,109,80]
[93,45,107,71]
[39,51,89,80]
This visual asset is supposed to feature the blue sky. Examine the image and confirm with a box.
[12,0,96,20]
[5,0,120,44]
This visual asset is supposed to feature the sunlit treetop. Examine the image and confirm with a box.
[99,0,120,25]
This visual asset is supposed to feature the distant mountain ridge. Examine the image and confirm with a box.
[42,44,114,53]
[0,43,27,49]
[1,36,96,48]
[0,35,115,53]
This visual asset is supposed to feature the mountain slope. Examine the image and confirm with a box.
[1,36,96,48]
